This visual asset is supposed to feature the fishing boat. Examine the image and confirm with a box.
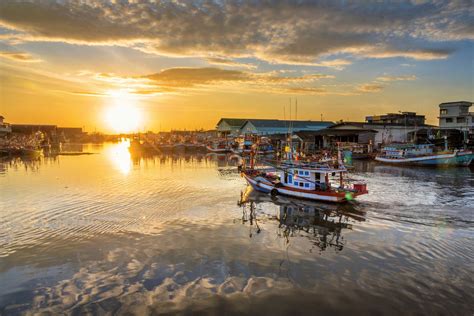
[172,143,186,153]
[232,137,275,155]
[20,147,43,158]
[241,159,368,203]
[375,143,473,167]
[184,143,206,153]
[255,138,275,155]
[129,138,160,154]
[206,139,232,153]
[231,137,253,155]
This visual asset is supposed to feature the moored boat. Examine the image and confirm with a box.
[20,147,43,158]
[375,143,473,167]
[129,139,160,155]
[206,139,232,153]
[232,136,275,156]
[241,160,368,203]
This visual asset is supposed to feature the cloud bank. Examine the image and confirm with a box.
[0,0,472,66]
[0,50,41,62]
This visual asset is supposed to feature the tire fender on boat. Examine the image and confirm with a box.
[270,189,278,196]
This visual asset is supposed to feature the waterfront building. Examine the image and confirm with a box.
[328,122,431,148]
[57,127,85,141]
[438,101,473,133]
[239,119,333,135]
[11,124,58,134]
[216,118,249,137]
[294,128,377,152]
[0,115,12,136]
[366,112,425,125]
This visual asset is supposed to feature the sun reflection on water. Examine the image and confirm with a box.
[107,139,132,175]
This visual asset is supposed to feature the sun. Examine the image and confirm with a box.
[104,91,143,133]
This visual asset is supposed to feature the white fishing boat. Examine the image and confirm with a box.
[375,143,473,167]
[241,160,368,203]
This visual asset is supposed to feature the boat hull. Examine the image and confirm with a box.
[20,148,43,158]
[243,173,365,203]
[206,146,231,153]
[375,151,473,167]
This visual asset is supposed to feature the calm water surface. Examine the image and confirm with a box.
[1,141,473,315]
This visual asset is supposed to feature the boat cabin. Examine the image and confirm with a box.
[277,163,347,191]
[381,144,434,158]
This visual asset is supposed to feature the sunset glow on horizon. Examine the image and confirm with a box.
[0,1,472,131]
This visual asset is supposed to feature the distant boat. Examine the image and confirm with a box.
[232,137,275,156]
[129,139,160,154]
[375,144,473,167]
[206,140,232,153]
[231,137,253,155]
[184,143,206,153]
[172,143,186,153]
[156,143,173,152]
[20,147,43,158]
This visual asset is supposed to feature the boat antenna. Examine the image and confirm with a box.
[295,98,298,121]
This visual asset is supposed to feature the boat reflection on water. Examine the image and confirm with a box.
[238,187,366,252]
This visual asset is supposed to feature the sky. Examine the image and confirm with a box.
[0,0,472,133]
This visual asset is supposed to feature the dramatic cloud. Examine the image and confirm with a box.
[357,83,385,93]
[282,87,328,95]
[312,59,353,70]
[0,1,471,65]
[376,75,417,82]
[365,48,454,60]
[205,57,256,69]
[355,73,418,93]
[142,67,333,88]
[145,67,249,87]
[84,67,337,96]
[0,50,41,62]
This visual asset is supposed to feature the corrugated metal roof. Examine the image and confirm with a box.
[246,119,333,128]
[217,118,249,127]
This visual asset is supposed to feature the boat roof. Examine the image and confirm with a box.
[383,143,433,149]
[279,161,346,173]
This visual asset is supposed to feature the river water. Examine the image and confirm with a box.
[0,141,473,315]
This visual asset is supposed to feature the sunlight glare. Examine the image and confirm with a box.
[104,91,142,133]
[107,139,132,175]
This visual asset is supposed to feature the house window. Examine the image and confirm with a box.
[288,175,293,183]
[294,181,299,186]
[446,118,453,123]
[304,171,309,176]
[299,170,304,175]
[304,183,309,188]
[299,182,304,187]
[457,117,466,123]
[440,109,448,115]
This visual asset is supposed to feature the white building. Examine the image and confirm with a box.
[328,122,430,148]
[438,101,473,132]
[0,116,12,136]
[216,118,249,137]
